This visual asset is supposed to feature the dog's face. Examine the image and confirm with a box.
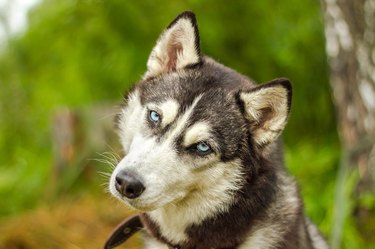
[109,11,291,212]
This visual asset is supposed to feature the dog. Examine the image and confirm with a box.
[107,11,329,249]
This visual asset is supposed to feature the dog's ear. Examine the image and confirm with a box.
[144,11,201,79]
[239,78,292,147]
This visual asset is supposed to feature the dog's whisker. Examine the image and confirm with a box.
[96,152,119,165]
[99,112,118,121]
[92,153,118,170]
[100,182,110,187]
[98,171,112,178]
[103,144,122,160]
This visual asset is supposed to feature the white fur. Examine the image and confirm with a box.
[183,121,212,147]
[306,219,329,249]
[143,236,168,249]
[147,99,180,129]
[148,159,243,244]
[117,90,144,153]
[159,99,180,128]
[240,86,289,146]
[163,95,202,146]
[238,224,284,249]
[110,131,188,211]
[144,17,199,78]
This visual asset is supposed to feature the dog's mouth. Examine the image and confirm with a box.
[117,196,170,212]
[109,169,195,211]
[112,186,189,212]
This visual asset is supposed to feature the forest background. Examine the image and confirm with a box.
[0,0,373,248]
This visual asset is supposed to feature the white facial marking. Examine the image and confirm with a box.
[163,95,202,145]
[183,122,212,147]
[110,95,203,211]
[159,99,180,128]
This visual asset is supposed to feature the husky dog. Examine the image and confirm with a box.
[108,11,329,249]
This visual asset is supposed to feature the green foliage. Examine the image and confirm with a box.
[0,0,359,247]
[339,170,374,249]
[285,141,340,233]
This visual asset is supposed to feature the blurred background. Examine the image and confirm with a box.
[0,0,374,248]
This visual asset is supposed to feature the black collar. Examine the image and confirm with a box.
[104,215,182,249]
[104,215,143,249]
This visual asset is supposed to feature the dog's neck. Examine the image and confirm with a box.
[140,160,278,249]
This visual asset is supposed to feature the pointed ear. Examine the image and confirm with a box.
[240,78,292,147]
[144,11,201,79]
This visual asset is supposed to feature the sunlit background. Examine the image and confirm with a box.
[0,0,372,248]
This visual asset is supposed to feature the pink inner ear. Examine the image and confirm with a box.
[144,12,201,79]
[167,41,182,72]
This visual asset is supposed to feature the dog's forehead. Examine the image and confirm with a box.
[134,72,246,158]
[137,55,256,105]
[138,73,233,106]
[136,70,247,131]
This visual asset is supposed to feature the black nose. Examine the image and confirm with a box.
[115,171,145,199]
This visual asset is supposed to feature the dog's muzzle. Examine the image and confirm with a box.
[115,171,145,199]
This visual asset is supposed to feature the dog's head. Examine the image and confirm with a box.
[109,11,292,212]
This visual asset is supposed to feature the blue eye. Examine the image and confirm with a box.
[196,142,211,154]
[149,110,160,123]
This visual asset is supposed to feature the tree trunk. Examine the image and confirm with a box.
[321,0,375,248]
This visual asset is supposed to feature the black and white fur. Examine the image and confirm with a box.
[109,11,329,249]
